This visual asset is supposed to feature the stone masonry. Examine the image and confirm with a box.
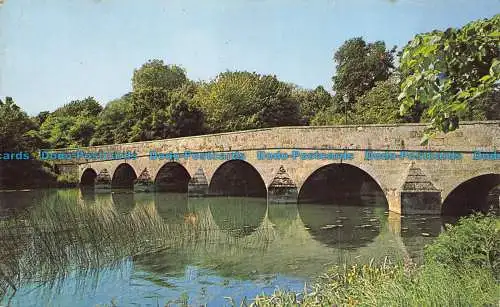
[51,121,500,215]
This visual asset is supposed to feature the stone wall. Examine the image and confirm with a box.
[52,121,500,215]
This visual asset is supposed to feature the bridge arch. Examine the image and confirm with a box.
[442,172,500,216]
[154,162,191,192]
[111,163,137,189]
[209,160,267,197]
[298,162,388,205]
[80,168,97,186]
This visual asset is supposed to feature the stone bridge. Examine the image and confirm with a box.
[52,121,500,215]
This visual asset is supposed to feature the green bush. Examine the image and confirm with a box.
[56,173,79,187]
[424,213,500,278]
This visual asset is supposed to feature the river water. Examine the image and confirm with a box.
[0,189,445,306]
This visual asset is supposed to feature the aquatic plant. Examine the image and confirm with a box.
[240,214,500,306]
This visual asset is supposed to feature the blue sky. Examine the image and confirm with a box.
[0,0,498,115]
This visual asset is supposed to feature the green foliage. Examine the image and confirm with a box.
[258,96,301,127]
[193,71,301,132]
[399,14,500,139]
[126,86,205,142]
[457,89,500,121]
[351,79,405,124]
[332,37,396,107]
[52,97,102,117]
[424,213,500,278]
[0,97,41,152]
[131,87,169,117]
[166,99,205,138]
[56,173,79,187]
[40,114,97,148]
[40,97,102,148]
[0,97,57,188]
[35,111,50,126]
[292,86,333,124]
[310,107,348,125]
[90,93,135,145]
[132,59,187,92]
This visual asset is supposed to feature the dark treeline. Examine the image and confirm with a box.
[0,14,498,188]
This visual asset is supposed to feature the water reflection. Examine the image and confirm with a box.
[298,192,387,250]
[299,204,383,249]
[208,197,267,238]
[111,191,135,215]
[0,189,447,306]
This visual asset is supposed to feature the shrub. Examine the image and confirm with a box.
[424,213,500,278]
[56,173,79,188]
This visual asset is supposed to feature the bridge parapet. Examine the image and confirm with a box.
[47,121,499,162]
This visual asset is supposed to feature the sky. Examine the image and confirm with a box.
[0,0,498,115]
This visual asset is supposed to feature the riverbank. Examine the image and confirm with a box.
[247,214,499,307]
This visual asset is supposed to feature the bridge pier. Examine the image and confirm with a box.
[95,169,111,192]
[134,168,155,193]
[386,164,441,215]
[268,166,298,204]
[188,168,209,197]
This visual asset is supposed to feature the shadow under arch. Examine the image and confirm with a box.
[111,192,136,215]
[208,197,267,238]
[298,163,387,204]
[442,173,500,217]
[154,162,191,193]
[209,160,266,197]
[111,163,137,189]
[80,168,97,187]
[154,193,189,224]
[297,163,389,249]
[79,187,96,205]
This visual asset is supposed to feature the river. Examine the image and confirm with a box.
[0,189,446,306]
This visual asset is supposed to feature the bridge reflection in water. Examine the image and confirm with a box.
[0,188,446,306]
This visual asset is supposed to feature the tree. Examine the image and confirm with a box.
[132,59,187,92]
[35,111,50,126]
[125,85,205,142]
[166,99,205,138]
[90,93,135,145]
[398,14,500,140]
[0,97,56,188]
[351,79,405,124]
[193,71,300,132]
[40,97,102,148]
[0,97,41,152]
[52,97,102,117]
[332,37,396,108]
[258,96,301,127]
[293,86,334,124]
[131,87,169,117]
[69,117,96,147]
[39,115,76,148]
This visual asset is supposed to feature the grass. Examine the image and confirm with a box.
[235,213,500,307]
[56,173,80,187]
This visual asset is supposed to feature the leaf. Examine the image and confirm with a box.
[420,134,430,146]
[479,75,492,82]
[487,31,500,38]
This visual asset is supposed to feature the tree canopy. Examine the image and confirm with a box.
[332,37,396,106]
[132,59,187,92]
[398,14,500,140]
[193,71,301,132]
